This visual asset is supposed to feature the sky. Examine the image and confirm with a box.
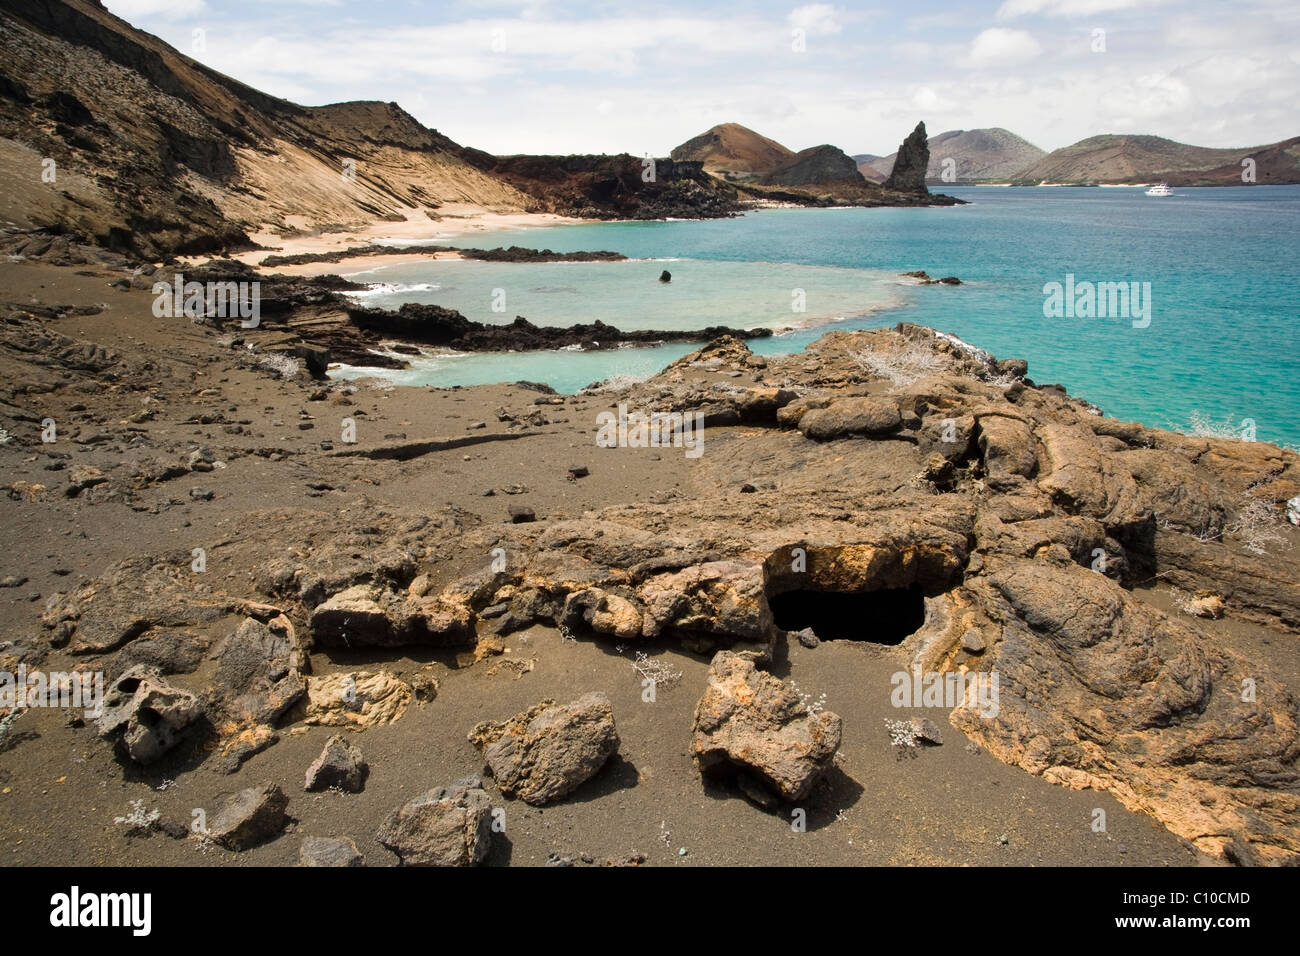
[101,0,1300,157]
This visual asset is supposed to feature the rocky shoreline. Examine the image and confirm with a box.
[258,245,630,268]
[1,256,1297,867]
[172,258,774,370]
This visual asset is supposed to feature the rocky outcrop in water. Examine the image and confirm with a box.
[885,122,932,194]
[150,260,774,370]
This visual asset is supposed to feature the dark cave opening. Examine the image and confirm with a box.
[769,585,926,645]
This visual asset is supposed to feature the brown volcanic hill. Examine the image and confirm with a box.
[1163,136,1300,186]
[456,151,742,220]
[1014,134,1300,185]
[757,144,865,188]
[0,0,534,258]
[864,128,1045,183]
[670,122,795,180]
[737,122,964,208]
[851,154,888,184]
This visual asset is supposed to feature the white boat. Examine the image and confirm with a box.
[1145,183,1173,196]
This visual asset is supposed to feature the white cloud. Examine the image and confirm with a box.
[967,28,1042,66]
[997,0,1165,18]
[111,0,1300,157]
[104,0,205,19]
[911,86,959,113]
[788,4,842,36]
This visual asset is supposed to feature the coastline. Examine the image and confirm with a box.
[2,256,1297,867]
[226,206,587,276]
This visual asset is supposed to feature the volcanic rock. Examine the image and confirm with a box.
[468,694,619,805]
[304,734,368,792]
[95,665,203,765]
[376,776,494,866]
[299,836,364,867]
[691,651,842,801]
[209,783,290,851]
[885,121,932,193]
[293,671,412,729]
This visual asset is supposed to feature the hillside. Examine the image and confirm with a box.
[757,144,864,188]
[669,122,795,181]
[671,122,961,206]
[0,0,743,258]
[0,0,538,257]
[1163,136,1300,186]
[729,122,962,207]
[457,151,741,220]
[1014,134,1300,185]
[861,128,1045,183]
[851,154,888,184]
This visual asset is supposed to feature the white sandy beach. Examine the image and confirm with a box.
[221,205,584,276]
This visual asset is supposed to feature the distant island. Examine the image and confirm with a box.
[855,127,1300,187]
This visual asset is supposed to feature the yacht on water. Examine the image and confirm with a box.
[1145,183,1173,196]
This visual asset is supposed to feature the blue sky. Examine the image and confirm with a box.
[103,0,1300,156]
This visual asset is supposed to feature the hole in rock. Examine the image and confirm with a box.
[770,585,925,645]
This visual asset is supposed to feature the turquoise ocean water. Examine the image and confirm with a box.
[332,185,1300,448]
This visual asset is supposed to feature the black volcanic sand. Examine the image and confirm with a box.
[0,260,1254,867]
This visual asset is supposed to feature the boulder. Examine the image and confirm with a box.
[798,397,902,441]
[730,387,798,423]
[95,665,203,764]
[376,777,494,866]
[309,584,474,647]
[299,836,363,867]
[638,560,774,651]
[308,584,401,646]
[691,651,842,801]
[304,734,368,792]
[214,724,278,775]
[468,694,619,805]
[561,588,642,640]
[210,783,289,851]
[294,671,411,728]
[212,616,305,725]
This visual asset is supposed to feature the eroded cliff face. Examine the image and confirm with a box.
[0,0,745,259]
[0,0,534,257]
